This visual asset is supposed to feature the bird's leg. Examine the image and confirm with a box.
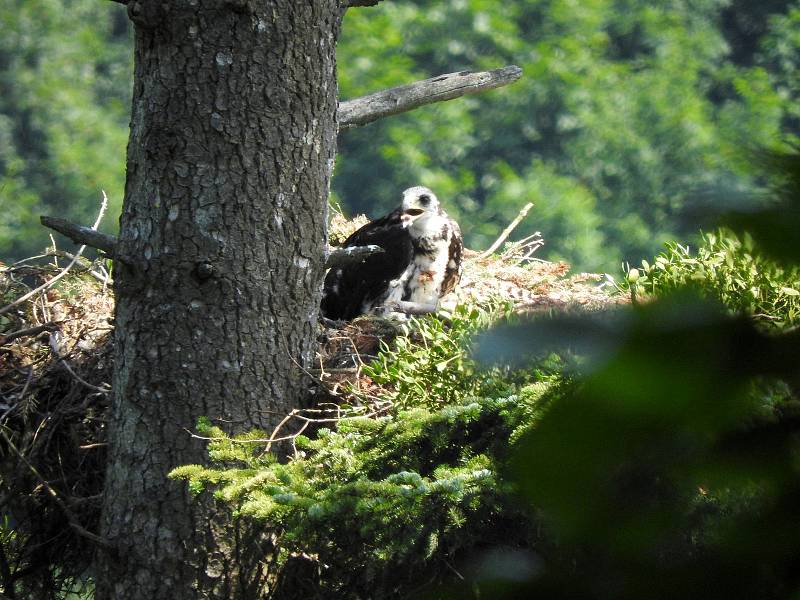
[319,316,345,328]
[384,300,439,316]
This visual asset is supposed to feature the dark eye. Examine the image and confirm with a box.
[419,194,431,205]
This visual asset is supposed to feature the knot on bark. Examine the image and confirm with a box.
[194,262,215,281]
[127,0,169,28]
[223,0,254,13]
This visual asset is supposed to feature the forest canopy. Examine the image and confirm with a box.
[1,0,798,271]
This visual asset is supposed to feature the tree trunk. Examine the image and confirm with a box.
[95,1,341,597]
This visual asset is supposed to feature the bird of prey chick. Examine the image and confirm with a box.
[321,186,462,320]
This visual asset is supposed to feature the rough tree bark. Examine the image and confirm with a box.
[95,1,341,598]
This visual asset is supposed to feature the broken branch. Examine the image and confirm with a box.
[39,218,384,271]
[384,300,439,316]
[40,216,117,257]
[0,322,60,346]
[325,245,384,270]
[339,65,522,130]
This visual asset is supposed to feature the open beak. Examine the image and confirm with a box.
[400,208,425,227]
[401,208,425,227]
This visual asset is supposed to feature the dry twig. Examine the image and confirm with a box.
[0,323,60,346]
[479,202,534,259]
[184,404,392,455]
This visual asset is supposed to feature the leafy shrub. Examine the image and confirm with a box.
[453,154,800,598]
[625,228,800,327]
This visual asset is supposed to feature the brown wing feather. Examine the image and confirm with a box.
[321,209,414,320]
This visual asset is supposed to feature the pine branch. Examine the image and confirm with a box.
[338,65,523,130]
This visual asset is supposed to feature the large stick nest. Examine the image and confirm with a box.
[0,257,113,597]
[0,220,625,594]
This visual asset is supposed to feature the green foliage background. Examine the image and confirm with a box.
[334,0,799,271]
[0,0,131,258]
[1,0,799,271]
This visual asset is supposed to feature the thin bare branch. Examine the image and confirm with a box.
[1,432,111,549]
[501,231,545,265]
[54,251,111,284]
[339,65,522,130]
[182,404,392,450]
[480,202,534,259]
[49,332,112,394]
[0,322,60,346]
